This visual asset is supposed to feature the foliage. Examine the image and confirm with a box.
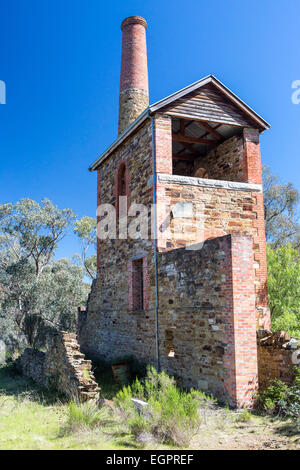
[74,216,97,280]
[0,198,75,275]
[235,408,252,423]
[0,365,298,450]
[0,199,89,350]
[263,166,300,249]
[115,366,212,447]
[62,400,103,434]
[266,244,300,338]
[257,369,300,426]
[0,366,132,450]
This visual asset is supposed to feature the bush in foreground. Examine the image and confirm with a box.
[115,366,214,447]
[257,368,300,427]
[62,400,103,434]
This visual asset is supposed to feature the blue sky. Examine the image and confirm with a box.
[0,0,299,259]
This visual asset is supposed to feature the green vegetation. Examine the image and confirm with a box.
[0,198,90,353]
[257,368,300,426]
[267,244,300,338]
[73,216,97,280]
[62,401,104,434]
[0,365,136,450]
[116,367,229,447]
[0,364,299,450]
[263,165,300,249]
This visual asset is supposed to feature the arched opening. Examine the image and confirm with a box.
[115,161,130,218]
[119,164,126,196]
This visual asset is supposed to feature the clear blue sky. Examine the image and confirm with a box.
[0,0,299,259]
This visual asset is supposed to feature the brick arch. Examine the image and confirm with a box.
[114,160,130,217]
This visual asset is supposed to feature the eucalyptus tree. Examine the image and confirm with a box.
[74,216,97,280]
[263,166,300,249]
[0,199,89,349]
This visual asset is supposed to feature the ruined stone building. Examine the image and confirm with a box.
[80,16,271,408]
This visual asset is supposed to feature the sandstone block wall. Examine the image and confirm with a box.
[81,234,258,407]
[156,174,268,327]
[196,135,245,182]
[17,331,100,401]
[156,234,257,407]
[257,330,300,389]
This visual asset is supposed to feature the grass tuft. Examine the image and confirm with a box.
[62,400,103,434]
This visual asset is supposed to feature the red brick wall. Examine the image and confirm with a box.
[222,234,258,408]
[242,128,270,328]
[120,16,148,94]
[114,160,131,218]
[154,114,172,174]
[128,256,150,311]
[242,128,262,184]
[118,16,149,134]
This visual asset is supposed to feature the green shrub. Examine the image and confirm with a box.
[257,368,300,425]
[63,400,103,434]
[236,408,252,423]
[267,244,300,338]
[115,366,214,447]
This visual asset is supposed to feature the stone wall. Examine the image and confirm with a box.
[156,174,269,328]
[96,119,154,277]
[195,135,244,182]
[157,233,258,408]
[16,348,45,384]
[81,234,258,408]
[257,330,300,389]
[17,331,100,401]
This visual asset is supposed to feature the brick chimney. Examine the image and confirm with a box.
[118,16,149,135]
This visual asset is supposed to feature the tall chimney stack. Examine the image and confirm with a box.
[118,16,149,135]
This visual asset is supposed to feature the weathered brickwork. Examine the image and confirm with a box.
[81,119,157,363]
[96,120,153,273]
[82,234,258,407]
[155,176,268,326]
[157,117,268,327]
[157,181,258,250]
[154,114,173,174]
[222,235,258,407]
[119,89,149,135]
[156,234,257,407]
[17,331,100,401]
[118,16,149,135]
[242,128,262,184]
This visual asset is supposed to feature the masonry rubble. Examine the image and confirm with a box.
[17,330,100,402]
[257,329,300,389]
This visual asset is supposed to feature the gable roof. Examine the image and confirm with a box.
[89,75,270,171]
[150,75,270,130]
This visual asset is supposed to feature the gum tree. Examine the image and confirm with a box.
[0,199,89,349]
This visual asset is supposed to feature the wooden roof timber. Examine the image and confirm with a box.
[172,133,219,146]
[173,153,196,161]
[150,75,270,131]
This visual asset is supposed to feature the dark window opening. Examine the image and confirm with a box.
[116,162,128,218]
[132,258,144,310]
[120,164,126,196]
[165,330,175,357]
